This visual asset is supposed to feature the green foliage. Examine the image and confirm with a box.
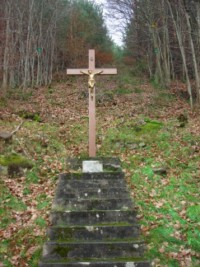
[150,226,182,244]
[112,45,124,62]
[0,96,7,107]
[26,170,40,184]
[187,229,200,251]
[187,205,200,222]
[23,187,32,196]
[58,0,113,67]
[134,87,143,94]
[34,217,47,228]
[6,88,33,100]
[0,180,27,229]
[28,247,43,267]
[141,166,154,179]
[130,61,148,76]
[115,87,133,95]
[18,110,42,122]
[36,194,50,210]
[75,0,112,50]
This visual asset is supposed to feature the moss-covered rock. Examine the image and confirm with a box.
[0,153,33,167]
[0,153,33,177]
[133,119,163,135]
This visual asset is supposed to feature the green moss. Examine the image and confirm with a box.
[53,227,75,241]
[18,110,42,122]
[103,166,121,172]
[93,222,133,227]
[136,119,163,134]
[0,153,33,168]
[53,245,72,257]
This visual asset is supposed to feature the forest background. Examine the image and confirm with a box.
[1,0,200,108]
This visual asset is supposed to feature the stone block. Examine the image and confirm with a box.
[58,172,125,181]
[50,210,138,226]
[53,198,133,211]
[47,225,140,242]
[56,178,127,190]
[41,241,145,261]
[54,187,130,200]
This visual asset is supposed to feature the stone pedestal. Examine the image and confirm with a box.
[39,158,151,267]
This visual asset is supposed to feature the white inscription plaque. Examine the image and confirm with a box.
[82,160,103,173]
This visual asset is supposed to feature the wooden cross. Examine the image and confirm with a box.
[67,49,117,157]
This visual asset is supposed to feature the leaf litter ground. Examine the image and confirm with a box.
[0,73,200,267]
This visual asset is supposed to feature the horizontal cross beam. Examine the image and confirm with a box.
[67,68,117,75]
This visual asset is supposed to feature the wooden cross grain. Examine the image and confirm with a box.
[67,49,117,157]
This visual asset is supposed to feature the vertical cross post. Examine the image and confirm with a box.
[67,50,117,157]
[88,50,96,157]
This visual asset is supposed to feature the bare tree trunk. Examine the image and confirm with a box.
[167,0,193,108]
[2,1,10,92]
[151,28,164,85]
[184,7,200,102]
[23,0,35,89]
[162,6,171,87]
[197,2,200,65]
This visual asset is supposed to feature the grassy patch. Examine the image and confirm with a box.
[98,110,200,265]
[115,87,133,95]
[0,180,27,229]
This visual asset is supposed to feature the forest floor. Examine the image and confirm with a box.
[0,69,200,267]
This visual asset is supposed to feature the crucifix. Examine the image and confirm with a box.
[67,49,117,157]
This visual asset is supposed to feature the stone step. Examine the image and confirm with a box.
[55,187,130,200]
[47,225,140,241]
[50,210,138,226]
[56,178,127,190]
[41,241,146,262]
[39,262,151,267]
[59,172,125,181]
[53,198,133,211]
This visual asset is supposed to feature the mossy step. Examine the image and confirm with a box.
[59,172,125,181]
[55,187,130,200]
[41,241,146,261]
[39,261,151,267]
[48,225,140,241]
[53,198,133,211]
[50,210,138,226]
[57,177,127,189]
